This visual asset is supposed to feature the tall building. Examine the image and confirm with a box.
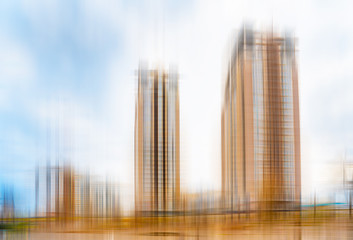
[221,27,301,211]
[35,164,75,218]
[134,64,180,216]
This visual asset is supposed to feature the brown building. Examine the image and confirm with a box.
[134,64,180,216]
[35,164,75,218]
[221,27,301,212]
[62,165,75,218]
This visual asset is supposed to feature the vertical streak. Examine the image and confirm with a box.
[154,71,159,211]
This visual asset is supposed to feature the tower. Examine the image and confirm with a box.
[135,64,180,216]
[221,27,301,211]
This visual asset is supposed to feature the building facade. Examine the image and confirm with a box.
[134,64,180,215]
[221,27,301,212]
[35,164,75,218]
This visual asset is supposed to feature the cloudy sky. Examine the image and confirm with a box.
[0,0,353,212]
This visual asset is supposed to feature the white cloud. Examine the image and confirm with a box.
[0,37,36,109]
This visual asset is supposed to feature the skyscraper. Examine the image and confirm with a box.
[221,27,301,212]
[134,64,180,216]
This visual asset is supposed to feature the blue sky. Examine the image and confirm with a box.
[1,0,353,213]
[0,0,197,213]
[0,0,130,212]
